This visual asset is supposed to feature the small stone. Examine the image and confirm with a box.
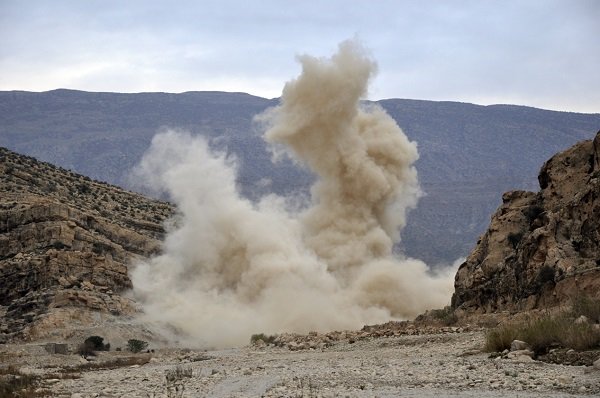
[515,355,534,362]
[579,386,587,392]
[574,315,589,324]
[557,376,570,384]
[510,340,530,351]
[593,357,600,370]
[507,349,534,359]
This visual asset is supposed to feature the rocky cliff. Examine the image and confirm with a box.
[452,131,600,314]
[0,147,173,342]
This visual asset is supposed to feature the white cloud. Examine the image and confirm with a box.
[0,0,598,112]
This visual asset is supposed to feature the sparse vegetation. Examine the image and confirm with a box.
[534,265,555,286]
[250,333,277,345]
[523,204,545,224]
[164,366,193,398]
[485,309,600,354]
[127,339,149,353]
[0,366,45,398]
[77,335,110,357]
[428,306,459,326]
[507,231,524,249]
[571,293,600,323]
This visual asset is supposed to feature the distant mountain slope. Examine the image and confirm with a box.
[379,99,600,264]
[1,90,598,264]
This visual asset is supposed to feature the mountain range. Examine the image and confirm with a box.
[1,89,598,264]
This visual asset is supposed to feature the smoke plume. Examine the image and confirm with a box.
[131,40,456,348]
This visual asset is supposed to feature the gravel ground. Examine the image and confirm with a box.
[4,329,598,397]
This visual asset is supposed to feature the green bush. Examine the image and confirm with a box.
[127,339,149,353]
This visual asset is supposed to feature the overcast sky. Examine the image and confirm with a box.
[1,0,598,113]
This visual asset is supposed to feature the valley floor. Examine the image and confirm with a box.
[2,329,599,397]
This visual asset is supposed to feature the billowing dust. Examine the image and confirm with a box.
[131,40,457,348]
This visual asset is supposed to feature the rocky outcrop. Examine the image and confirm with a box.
[0,147,173,341]
[452,131,600,313]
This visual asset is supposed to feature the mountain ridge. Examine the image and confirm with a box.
[1,90,598,264]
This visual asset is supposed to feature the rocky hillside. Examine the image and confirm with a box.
[452,131,600,314]
[0,147,173,342]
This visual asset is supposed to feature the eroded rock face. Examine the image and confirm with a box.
[0,147,173,341]
[452,131,600,314]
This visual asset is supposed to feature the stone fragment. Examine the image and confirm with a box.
[510,340,530,351]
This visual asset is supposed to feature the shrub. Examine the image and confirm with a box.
[127,339,149,353]
[76,342,97,357]
[250,333,276,345]
[0,366,43,397]
[165,366,193,398]
[519,316,568,354]
[523,205,545,224]
[484,324,520,353]
[534,265,555,286]
[429,306,458,326]
[84,335,110,351]
[485,313,600,355]
[571,293,600,323]
[507,232,524,249]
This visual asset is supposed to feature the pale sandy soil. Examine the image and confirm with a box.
[2,330,599,397]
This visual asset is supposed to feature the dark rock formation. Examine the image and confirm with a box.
[452,131,600,314]
[0,147,173,341]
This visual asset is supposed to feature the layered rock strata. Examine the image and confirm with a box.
[0,147,173,341]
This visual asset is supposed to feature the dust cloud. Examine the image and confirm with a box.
[130,40,457,348]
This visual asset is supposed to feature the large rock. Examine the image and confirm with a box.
[452,131,600,313]
[0,147,173,341]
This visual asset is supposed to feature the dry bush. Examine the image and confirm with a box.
[571,293,600,323]
[250,333,277,345]
[485,324,520,353]
[0,366,45,398]
[485,311,600,354]
[64,355,151,373]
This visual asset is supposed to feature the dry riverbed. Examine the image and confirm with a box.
[1,326,599,397]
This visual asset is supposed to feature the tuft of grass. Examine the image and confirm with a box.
[429,306,459,326]
[485,324,520,353]
[63,355,151,373]
[0,366,45,398]
[485,313,600,355]
[571,293,600,323]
